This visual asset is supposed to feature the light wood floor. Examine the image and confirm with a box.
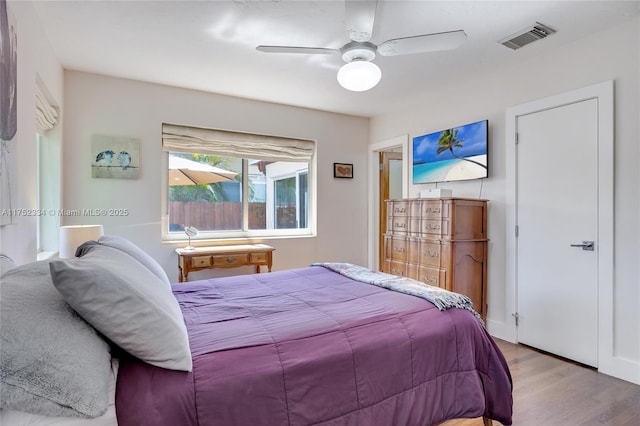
[442,339,640,426]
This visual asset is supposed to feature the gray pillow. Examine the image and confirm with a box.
[49,245,192,372]
[76,235,171,287]
[0,261,112,418]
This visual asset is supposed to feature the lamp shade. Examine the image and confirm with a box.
[337,60,382,92]
[59,225,104,258]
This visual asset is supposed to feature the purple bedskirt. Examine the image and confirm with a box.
[116,266,512,425]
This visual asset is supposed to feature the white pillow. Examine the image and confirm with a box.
[49,245,192,372]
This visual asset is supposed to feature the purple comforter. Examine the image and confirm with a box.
[116,266,512,425]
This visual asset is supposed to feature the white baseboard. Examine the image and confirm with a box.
[486,319,516,343]
[487,320,640,386]
[599,355,640,385]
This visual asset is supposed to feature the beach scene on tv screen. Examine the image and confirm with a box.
[412,120,488,184]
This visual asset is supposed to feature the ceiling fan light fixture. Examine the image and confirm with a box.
[337,60,381,92]
[258,1,467,92]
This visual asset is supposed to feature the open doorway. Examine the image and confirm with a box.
[367,135,409,271]
[379,151,403,271]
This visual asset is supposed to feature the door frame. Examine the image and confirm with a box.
[505,80,626,380]
[368,135,409,270]
[379,151,403,270]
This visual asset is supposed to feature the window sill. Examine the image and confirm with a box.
[37,251,58,261]
[162,233,316,247]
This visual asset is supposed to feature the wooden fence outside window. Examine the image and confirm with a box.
[169,201,298,231]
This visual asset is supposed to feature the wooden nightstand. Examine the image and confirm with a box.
[175,244,275,283]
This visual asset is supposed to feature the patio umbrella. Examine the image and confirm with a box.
[169,156,237,186]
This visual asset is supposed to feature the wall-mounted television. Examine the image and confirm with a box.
[412,119,488,184]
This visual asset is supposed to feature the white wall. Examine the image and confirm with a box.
[62,71,369,282]
[0,1,63,264]
[370,18,640,383]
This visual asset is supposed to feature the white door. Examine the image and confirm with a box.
[516,98,598,367]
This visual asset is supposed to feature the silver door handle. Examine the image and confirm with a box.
[570,241,594,251]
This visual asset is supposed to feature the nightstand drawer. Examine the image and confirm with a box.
[212,254,249,267]
[191,256,212,268]
[249,252,267,263]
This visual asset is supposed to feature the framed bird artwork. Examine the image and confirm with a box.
[91,134,140,179]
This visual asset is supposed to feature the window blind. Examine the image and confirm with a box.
[35,84,58,133]
[162,123,314,162]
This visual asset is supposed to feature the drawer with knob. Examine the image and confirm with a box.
[387,200,409,217]
[384,259,408,278]
[249,252,268,264]
[191,256,212,268]
[387,216,409,235]
[385,236,408,262]
[413,200,450,219]
[411,266,447,289]
[418,240,444,267]
[410,218,451,237]
[212,254,249,267]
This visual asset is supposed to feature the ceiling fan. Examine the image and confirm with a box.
[256,0,467,92]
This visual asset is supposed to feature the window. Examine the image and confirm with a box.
[271,168,308,229]
[36,132,61,255]
[35,81,60,257]
[162,124,315,240]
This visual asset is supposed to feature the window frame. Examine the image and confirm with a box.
[162,149,316,243]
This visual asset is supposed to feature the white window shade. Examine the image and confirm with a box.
[35,84,58,133]
[162,123,314,162]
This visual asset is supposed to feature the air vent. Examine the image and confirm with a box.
[499,22,556,50]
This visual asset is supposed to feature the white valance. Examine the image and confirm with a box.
[162,123,314,162]
[35,84,58,133]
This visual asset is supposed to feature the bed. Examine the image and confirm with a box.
[0,238,512,426]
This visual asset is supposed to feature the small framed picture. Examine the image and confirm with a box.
[333,163,353,179]
[91,134,140,179]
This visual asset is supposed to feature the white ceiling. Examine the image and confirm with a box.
[32,0,640,117]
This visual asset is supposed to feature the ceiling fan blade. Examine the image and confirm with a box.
[345,0,378,42]
[256,45,339,55]
[377,30,467,56]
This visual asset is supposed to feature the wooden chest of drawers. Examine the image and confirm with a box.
[384,198,488,320]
